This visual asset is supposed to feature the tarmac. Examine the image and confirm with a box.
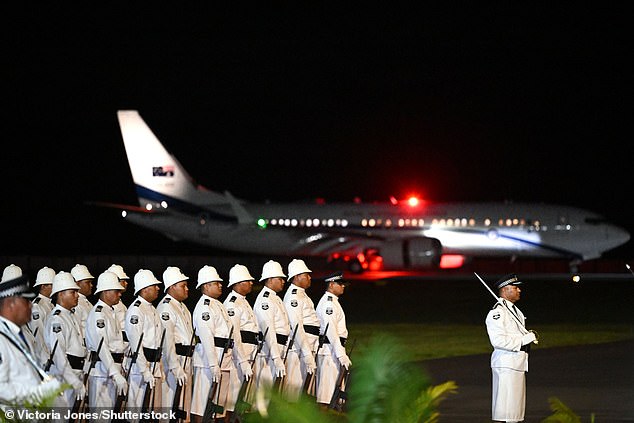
[422,339,634,422]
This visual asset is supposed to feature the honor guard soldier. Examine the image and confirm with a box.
[125,269,165,417]
[223,264,258,407]
[157,266,194,422]
[28,266,55,367]
[315,271,351,406]
[0,273,62,404]
[45,271,87,406]
[282,259,318,401]
[191,266,236,422]
[253,260,290,395]
[70,263,95,338]
[85,271,128,412]
[485,274,538,423]
[107,264,131,347]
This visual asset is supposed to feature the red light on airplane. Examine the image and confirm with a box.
[439,254,465,269]
[390,196,398,205]
[408,196,419,207]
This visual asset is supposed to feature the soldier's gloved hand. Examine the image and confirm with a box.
[240,361,253,381]
[302,354,316,374]
[273,357,286,378]
[72,379,86,400]
[210,365,222,383]
[521,332,537,345]
[113,373,128,395]
[142,370,155,389]
[338,354,352,370]
[172,367,187,386]
[31,377,61,402]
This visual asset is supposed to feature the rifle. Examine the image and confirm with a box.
[203,326,234,420]
[273,323,298,391]
[302,322,329,394]
[230,327,269,423]
[44,339,58,372]
[328,338,356,411]
[114,332,143,414]
[71,337,104,417]
[170,330,196,423]
[141,327,166,414]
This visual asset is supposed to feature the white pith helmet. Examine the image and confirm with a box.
[1,264,22,283]
[134,269,162,295]
[71,264,94,282]
[259,260,286,282]
[107,264,129,280]
[163,266,189,291]
[51,271,80,296]
[196,265,223,289]
[94,271,124,294]
[287,259,312,280]
[228,264,254,287]
[34,266,55,287]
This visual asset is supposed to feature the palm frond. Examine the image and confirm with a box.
[541,396,581,423]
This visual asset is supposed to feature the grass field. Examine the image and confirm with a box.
[347,323,634,361]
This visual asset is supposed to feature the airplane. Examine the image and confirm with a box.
[110,110,631,273]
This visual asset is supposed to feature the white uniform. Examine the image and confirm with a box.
[191,294,236,417]
[0,316,53,404]
[253,286,290,392]
[223,291,259,406]
[28,294,53,366]
[156,294,194,421]
[283,284,320,400]
[315,292,349,405]
[45,305,87,405]
[114,301,129,347]
[485,299,530,422]
[74,293,93,338]
[85,300,127,410]
[124,296,164,415]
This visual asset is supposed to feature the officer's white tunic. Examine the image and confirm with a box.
[124,296,164,414]
[283,284,320,400]
[28,294,53,366]
[191,294,236,417]
[85,299,127,410]
[74,293,93,338]
[0,316,49,403]
[114,300,129,348]
[156,294,194,421]
[223,291,259,406]
[485,299,529,422]
[253,286,290,392]
[45,305,87,405]
[315,291,349,404]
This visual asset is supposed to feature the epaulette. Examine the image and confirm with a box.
[229,296,236,303]
[204,298,210,305]
[327,296,333,301]
[292,288,297,294]
[133,300,141,307]
[493,302,502,310]
[163,298,171,304]
[95,305,103,312]
[263,291,269,297]
[53,309,61,315]
[33,297,41,304]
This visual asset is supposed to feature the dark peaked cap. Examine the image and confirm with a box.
[493,273,522,290]
[0,275,36,299]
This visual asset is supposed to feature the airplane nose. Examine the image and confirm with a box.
[606,224,630,248]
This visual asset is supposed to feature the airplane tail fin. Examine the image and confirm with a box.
[117,110,227,210]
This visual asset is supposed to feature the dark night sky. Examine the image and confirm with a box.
[3,5,632,258]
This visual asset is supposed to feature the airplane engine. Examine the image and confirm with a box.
[378,237,442,269]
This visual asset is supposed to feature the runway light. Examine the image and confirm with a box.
[572,274,581,283]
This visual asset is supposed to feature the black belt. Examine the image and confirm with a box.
[67,354,85,370]
[323,336,347,347]
[240,330,260,345]
[276,333,288,345]
[175,343,194,357]
[94,352,124,363]
[304,324,320,336]
[214,336,234,349]
[143,347,161,362]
